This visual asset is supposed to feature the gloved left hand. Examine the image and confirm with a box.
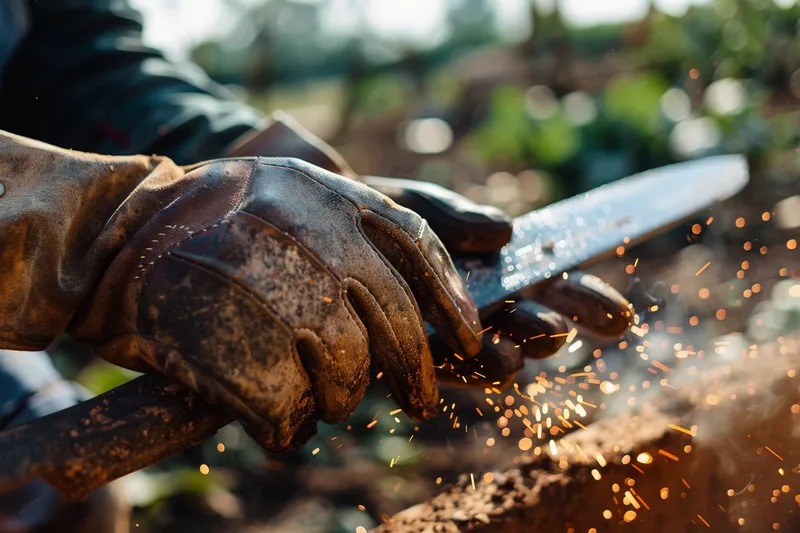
[229,113,634,387]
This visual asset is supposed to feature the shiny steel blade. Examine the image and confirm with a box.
[456,155,749,312]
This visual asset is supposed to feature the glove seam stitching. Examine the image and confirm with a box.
[135,158,260,300]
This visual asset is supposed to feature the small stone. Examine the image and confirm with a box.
[0,182,4,197]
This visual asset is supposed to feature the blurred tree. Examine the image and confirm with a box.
[446,0,497,50]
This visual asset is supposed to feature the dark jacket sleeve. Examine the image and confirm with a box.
[0,0,266,164]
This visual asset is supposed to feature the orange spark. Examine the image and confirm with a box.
[765,446,784,461]
[652,361,671,373]
[669,424,696,436]
[659,450,679,461]
[695,261,711,276]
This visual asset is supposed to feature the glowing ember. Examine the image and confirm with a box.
[636,452,653,464]
[600,381,616,394]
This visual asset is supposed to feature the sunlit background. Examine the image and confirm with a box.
[124,0,800,218]
[60,1,800,531]
[133,0,724,58]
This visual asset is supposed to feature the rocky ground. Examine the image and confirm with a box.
[375,337,800,532]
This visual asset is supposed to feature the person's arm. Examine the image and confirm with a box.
[0,0,264,164]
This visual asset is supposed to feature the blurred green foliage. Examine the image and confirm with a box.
[192,0,800,206]
[603,74,669,136]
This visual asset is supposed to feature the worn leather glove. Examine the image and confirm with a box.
[228,114,634,385]
[0,131,481,451]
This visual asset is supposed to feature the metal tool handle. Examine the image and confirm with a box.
[0,374,231,500]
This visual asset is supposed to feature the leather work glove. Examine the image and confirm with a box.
[229,113,634,386]
[0,131,482,452]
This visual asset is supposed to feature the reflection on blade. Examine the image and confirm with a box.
[456,155,749,312]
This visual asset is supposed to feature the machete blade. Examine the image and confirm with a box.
[455,155,750,312]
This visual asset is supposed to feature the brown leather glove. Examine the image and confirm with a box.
[0,131,481,451]
[228,114,633,385]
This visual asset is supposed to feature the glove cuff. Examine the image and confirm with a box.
[0,131,163,351]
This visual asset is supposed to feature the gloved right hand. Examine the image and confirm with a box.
[0,131,482,451]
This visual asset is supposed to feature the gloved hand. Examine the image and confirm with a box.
[0,131,481,452]
[228,114,634,386]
